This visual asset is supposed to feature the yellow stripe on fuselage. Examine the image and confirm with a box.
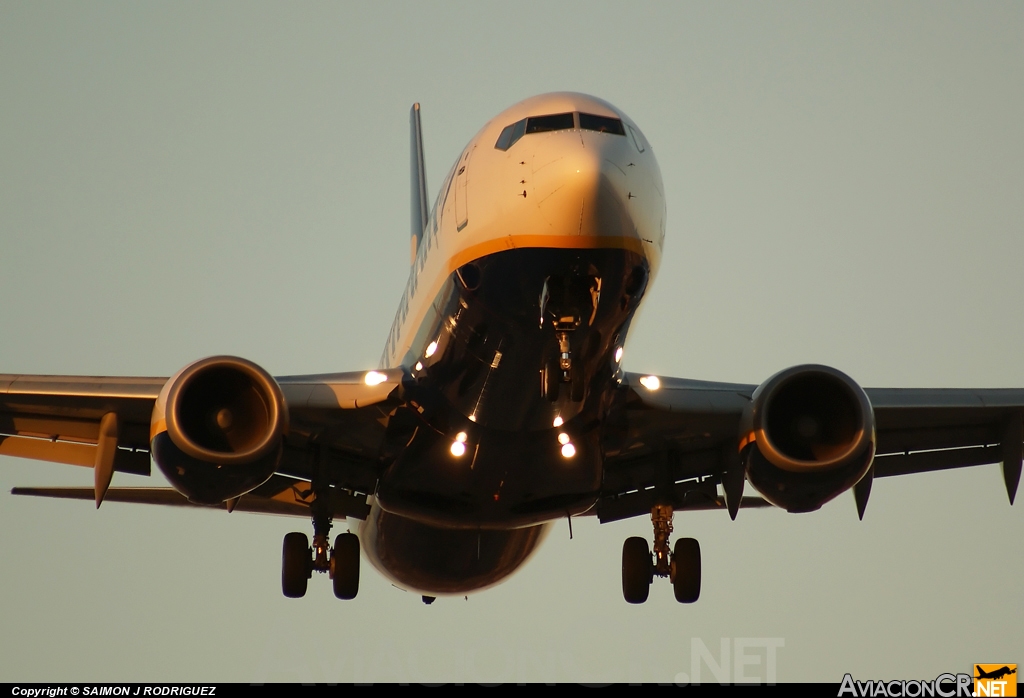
[445,234,648,276]
[384,233,650,369]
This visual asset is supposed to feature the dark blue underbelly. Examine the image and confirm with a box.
[360,503,551,596]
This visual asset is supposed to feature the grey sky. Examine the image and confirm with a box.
[1,1,1021,683]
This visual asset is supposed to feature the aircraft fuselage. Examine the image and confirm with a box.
[359,93,666,595]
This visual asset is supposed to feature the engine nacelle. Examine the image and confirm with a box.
[740,364,875,513]
[151,356,288,504]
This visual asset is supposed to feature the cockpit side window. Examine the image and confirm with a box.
[494,118,528,151]
[579,113,625,135]
[495,123,516,151]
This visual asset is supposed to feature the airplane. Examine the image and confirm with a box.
[975,666,1016,681]
[2,92,1021,605]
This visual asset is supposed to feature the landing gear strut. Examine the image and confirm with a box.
[542,321,585,402]
[621,504,701,604]
[539,272,601,403]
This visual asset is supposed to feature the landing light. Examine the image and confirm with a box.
[455,431,467,443]
[552,416,563,427]
[558,432,570,445]
[364,371,387,386]
[639,375,660,391]
[614,347,623,363]
[415,362,423,371]
[561,443,576,458]
[425,341,438,358]
[450,441,466,457]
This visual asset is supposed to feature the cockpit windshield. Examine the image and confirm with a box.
[525,113,574,134]
[578,113,625,135]
[494,112,626,151]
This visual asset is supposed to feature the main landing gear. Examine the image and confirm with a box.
[621,504,701,604]
[281,477,360,599]
[282,529,360,600]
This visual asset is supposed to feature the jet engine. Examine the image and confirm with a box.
[740,365,875,512]
[150,356,288,504]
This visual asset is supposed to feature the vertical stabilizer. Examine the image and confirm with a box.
[410,103,428,264]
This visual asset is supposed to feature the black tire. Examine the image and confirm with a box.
[331,532,360,600]
[570,360,585,402]
[622,536,652,604]
[543,358,560,402]
[282,532,310,598]
[671,537,701,603]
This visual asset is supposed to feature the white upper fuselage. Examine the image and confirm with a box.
[381,92,666,374]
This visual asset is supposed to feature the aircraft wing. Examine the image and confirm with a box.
[3,370,404,517]
[0,374,163,474]
[597,371,1024,522]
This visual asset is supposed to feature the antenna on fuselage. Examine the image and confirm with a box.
[410,103,428,265]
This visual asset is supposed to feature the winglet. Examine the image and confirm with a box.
[1001,414,1022,505]
[410,103,428,265]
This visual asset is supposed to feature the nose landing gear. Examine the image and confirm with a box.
[621,504,701,604]
[542,321,586,402]
[539,272,600,403]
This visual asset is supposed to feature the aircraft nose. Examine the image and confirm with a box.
[530,140,633,238]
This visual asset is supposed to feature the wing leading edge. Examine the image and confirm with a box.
[2,368,405,516]
[7,367,1022,522]
[599,372,1024,523]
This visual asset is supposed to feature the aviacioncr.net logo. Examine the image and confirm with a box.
[838,673,973,697]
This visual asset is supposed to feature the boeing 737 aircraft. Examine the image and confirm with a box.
[2,93,1021,604]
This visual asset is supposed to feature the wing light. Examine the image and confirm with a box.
[560,443,576,458]
[614,347,623,363]
[364,371,388,386]
[552,416,563,427]
[639,375,660,390]
[425,341,438,358]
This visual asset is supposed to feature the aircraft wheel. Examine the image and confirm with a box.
[671,537,701,603]
[331,532,360,600]
[622,536,652,604]
[543,358,560,402]
[282,532,310,598]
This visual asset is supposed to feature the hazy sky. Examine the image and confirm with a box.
[1,1,1022,683]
